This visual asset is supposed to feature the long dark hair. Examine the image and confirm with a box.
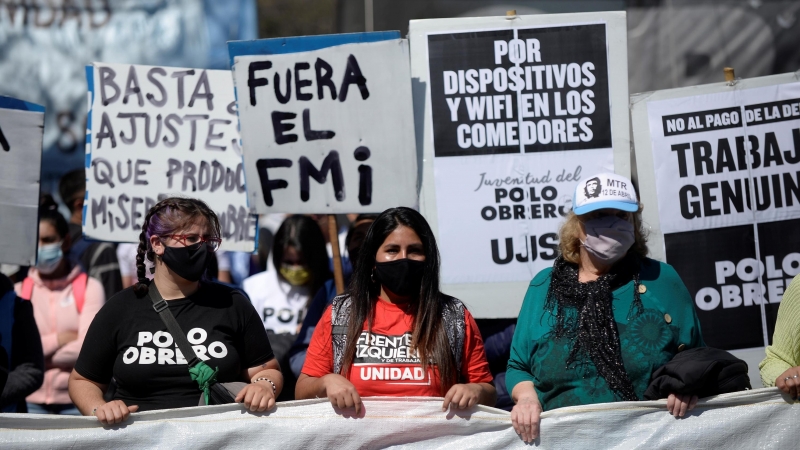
[342,207,457,394]
[272,215,331,298]
[133,197,221,296]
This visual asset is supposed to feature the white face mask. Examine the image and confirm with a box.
[581,216,635,265]
[36,241,64,274]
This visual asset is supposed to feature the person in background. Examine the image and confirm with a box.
[69,197,281,424]
[760,274,800,396]
[243,216,331,343]
[242,215,331,400]
[0,273,44,413]
[296,207,496,413]
[58,169,123,299]
[287,214,378,378]
[17,206,106,415]
[507,173,705,443]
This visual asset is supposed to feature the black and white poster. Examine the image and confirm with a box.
[412,13,630,314]
[635,78,800,349]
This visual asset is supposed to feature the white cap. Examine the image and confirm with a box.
[572,173,638,215]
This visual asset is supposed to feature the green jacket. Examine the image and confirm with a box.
[507,258,704,411]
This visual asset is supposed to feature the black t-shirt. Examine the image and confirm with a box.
[75,282,274,412]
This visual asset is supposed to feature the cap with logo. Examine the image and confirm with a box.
[572,172,639,215]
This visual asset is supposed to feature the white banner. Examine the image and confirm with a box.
[410,12,630,317]
[0,96,44,266]
[232,39,418,214]
[1,390,797,448]
[86,63,255,251]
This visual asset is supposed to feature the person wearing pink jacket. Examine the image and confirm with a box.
[16,206,105,415]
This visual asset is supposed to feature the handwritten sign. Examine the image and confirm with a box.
[0,96,45,266]
[231,38,418,213]
[86,63,256,251]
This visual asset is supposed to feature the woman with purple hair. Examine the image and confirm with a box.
[68,197,281,424]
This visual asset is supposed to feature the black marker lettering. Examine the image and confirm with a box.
[339,54,369,102]
[123,65,144,106]
[171,69,195,109]
[274,69,291,104]
[183,114,209,151]
[248,61,271,106]
[98,67,120,106]
[146,67,168,107]
[271,111,297,145]
[295,62,312,101]
[205,119,230,151]
[302,109,335,141]
[255,159,293,206]
[299,151,344,202]
[188,70,214,110]
[95,112,117,149]
[315,58,337,100]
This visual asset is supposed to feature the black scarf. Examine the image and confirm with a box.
[544,255,643,402]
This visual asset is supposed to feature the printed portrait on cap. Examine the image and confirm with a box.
[572,173,639,215]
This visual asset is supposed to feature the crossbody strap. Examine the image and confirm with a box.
[147,281,201,368]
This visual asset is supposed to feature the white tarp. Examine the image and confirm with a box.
[1,389,797,449]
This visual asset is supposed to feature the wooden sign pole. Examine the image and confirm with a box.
[328,214,346,294]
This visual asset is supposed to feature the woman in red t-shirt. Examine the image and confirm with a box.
[296,207,496,413]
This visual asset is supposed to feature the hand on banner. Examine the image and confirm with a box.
[93,400,139,425]
[510,397,543,443]
[775,367,800,400]
[442,383,482,411]
[323,373,363,414]
[667,393,698,417]
[236,382,276,412]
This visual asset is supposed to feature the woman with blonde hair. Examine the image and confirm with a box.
[507,173,705,443]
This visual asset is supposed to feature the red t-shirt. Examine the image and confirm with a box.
[302,298,493,397]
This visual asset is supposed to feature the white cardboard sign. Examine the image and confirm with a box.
[232,39,418,214]
[86,63,255,251]
[410,12,630,317]
[0,97,45,266]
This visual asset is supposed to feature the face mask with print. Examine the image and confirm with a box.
[280,264,311,286]
[581,215,635,265]
[36,242,64,275]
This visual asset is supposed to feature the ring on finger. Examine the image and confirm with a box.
[793,374,799,379]
[785,376,792,381]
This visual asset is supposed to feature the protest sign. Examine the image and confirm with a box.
[0,96,45,266]
[0,1,256,197]
[631,72,800,349]
[85,63,256,251]
[230,33,418,214]
[410,12,630,317]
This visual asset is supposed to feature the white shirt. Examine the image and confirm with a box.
[242,264,311,335]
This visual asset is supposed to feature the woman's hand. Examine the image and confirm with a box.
[511,396,543,443]
[93,400,139,425]
[322,373,362,414]
[442,383,482,411]
[666,393,698,417]
[775,366,800,400]
[235,381,276,412]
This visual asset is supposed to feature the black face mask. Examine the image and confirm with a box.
[374,259,425,297]
[161,242,209,282]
